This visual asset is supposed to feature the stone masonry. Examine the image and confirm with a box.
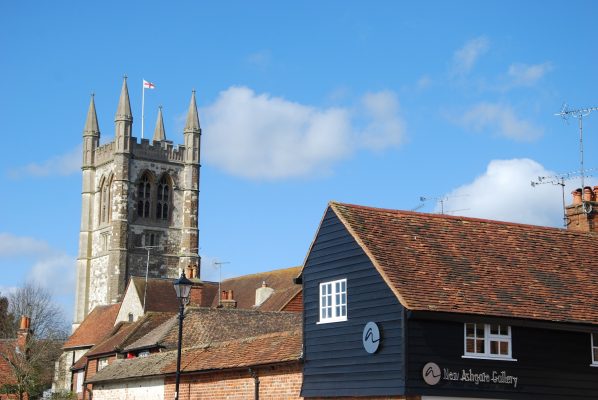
[73,78,201,328]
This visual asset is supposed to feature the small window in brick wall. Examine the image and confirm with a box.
[97,357,109,371]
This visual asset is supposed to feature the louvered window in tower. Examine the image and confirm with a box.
[156,176,170,220]
[99,177,112,224]
[137,175,151,218]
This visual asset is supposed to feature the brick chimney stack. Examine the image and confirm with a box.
[17,315,31,351]
[565,186,598,232]
[186,264,204,307]
[220,290,237,308]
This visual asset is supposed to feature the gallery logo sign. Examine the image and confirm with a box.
[362,322,381,354]
[422,362,441,386]
[422,362,519,389]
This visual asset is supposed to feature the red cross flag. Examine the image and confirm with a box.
[143,80,156,89]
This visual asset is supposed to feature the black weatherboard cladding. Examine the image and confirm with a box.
[301,207,406,397]
[407,319,598,400]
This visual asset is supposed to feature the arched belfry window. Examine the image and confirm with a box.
[137,173,152,218]
[99,176,112,225]
[156,176,170,221]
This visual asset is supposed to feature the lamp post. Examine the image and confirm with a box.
[173,271,192,400]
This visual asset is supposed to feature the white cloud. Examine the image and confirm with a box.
[458,102,542,141]
[359,91,405,150]
[28,254,76,296]
[8,145,81,179]
[507,62,552,87]
[451,36,489,76]
[437,159,596,227]
[0,233,75,297]
[202,86,406,180]
[0,233,53,256]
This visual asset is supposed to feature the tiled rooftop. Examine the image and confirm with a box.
[211,266,302,311]
[329,201,598,325]
[63,303,120,349]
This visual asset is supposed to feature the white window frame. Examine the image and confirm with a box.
[97,357,109,371]
[318,278,347,324]
[75,370,84,393]
[463,323,516,361]
[591,333,598,367]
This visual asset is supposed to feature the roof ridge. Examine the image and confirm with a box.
[221,265,302,282]
[185,306,299,315]
[330,200,597,236]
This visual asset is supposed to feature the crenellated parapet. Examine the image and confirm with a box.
[131,138,185,163]
[94,142,115,166]
[93,138,186,166]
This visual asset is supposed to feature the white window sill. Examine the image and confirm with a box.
[317,317,347,324]
[462,355,517,362]
[590,363,598,367]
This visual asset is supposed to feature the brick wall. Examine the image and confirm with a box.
[282,291,303,313]
[164,363,302,399]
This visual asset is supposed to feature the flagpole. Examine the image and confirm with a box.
[141,80,146,139]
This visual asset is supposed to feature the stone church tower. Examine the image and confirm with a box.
[74,78,201,327]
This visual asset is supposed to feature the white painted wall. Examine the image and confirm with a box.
[93,377,164,400]
[115,281,143,324]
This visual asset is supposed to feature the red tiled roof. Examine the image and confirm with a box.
[159,307,301,350]
[210,266,302,311]
[64,304,120,349]
[130,277,181,312]
[164,329,302,374]
[85,312,175,359]
[329,201,598,325]
[0,340,17,385]
[86,329,302,383]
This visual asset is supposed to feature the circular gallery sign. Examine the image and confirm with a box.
[362,322,381,354]
[422,362,441,386]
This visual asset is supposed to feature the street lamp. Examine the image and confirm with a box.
[173,271,192,400]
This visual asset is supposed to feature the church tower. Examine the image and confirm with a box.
[73,78,201,328]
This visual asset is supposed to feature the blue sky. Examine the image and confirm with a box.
[1,1,597,319]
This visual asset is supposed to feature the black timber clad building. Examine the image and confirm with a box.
[300,202,598,400]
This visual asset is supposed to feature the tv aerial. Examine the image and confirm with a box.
[531,168,596,226]
[414,195,469,215]
[554,104,598,212]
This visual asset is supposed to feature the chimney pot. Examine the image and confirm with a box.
[583,186,593,202]
[572,189,583,205]
[19,315,29,330]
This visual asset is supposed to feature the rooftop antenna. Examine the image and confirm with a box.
[531,167,597,227]
[419,195,470,215]
[555,104,598,214]
[213,260,231,306]
[137,244,162,314]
